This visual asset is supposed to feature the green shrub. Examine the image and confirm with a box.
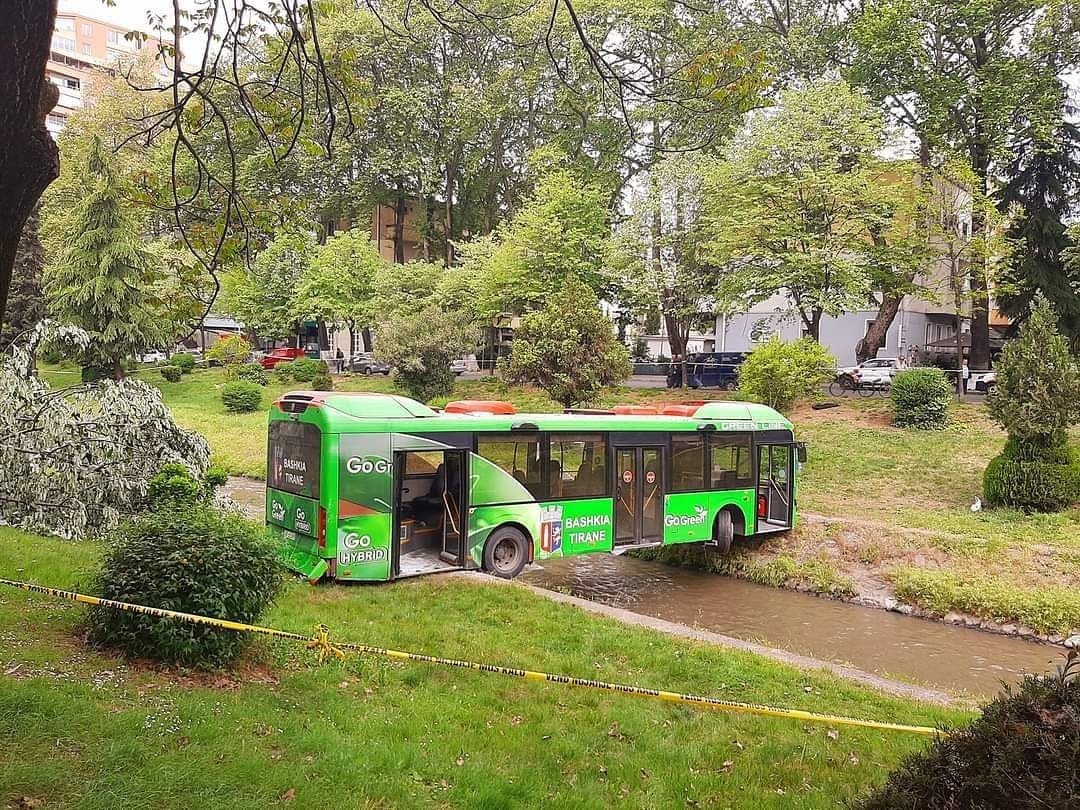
[221,381,263,413]
[311,372,333,391]
[236,362,268,386]
[289,357,325,382]
[856,656,1080,809]
[170,352,196,374]
[87,505,283,667]
[983,449,1080,512]
[891,368,951,429]
[736,337,835,413]
[147,462,225,510]
[160,365,182,383]
[39,346,65,366]
[273,361,294,383]
[206,335,252,377]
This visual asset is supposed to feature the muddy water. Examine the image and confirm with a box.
[224,478,1061,697]
[520,554,1062,697]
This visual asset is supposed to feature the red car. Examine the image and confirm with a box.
[259,347,307,369]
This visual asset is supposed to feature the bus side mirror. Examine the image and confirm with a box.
[796,443,807,464]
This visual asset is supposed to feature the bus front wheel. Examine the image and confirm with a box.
[712,511,734,555]
[483,527,529,579]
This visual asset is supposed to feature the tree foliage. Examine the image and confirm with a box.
[996,110,1080,348]
[0,323,210,539]
[471,165,616,318]
[222,231,316,342]
[44,139,169,376]
[987,297,1080,443]
[701,80,917,341]
[502,279,631,408]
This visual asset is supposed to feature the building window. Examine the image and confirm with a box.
[82,43,92,56]
[81,22,93,36]
[670,435,705,493]
[749,318,773,344]
[350,333,366,356]
[477,436,544,500]
[864,319,886,350]
[62,77,80,91]
[710,435,752,489]
[56,18,74,31]
[52,35,76,51]
[107,30,122,45]
[549,435,606,499]
[46,113,67,131]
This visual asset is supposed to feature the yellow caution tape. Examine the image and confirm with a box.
[0,578,943,736]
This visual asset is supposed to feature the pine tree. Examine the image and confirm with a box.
[996,111,1080,349]
[0,206,45,349]
[46,138,167,378]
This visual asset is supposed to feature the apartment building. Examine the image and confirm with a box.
[47,11,170,135]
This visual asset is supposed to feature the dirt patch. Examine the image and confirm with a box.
[791,401,894,429]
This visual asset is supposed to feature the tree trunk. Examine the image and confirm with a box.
[444,164,455,267]
[967,38,991,370]
[423,195,435,262]
[856,294,901,363]
[0,3,61,331]
[393,181,406,264]
[361,326,372,353]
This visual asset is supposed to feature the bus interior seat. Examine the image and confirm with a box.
[548,460,563,498]
[411,464,446,526]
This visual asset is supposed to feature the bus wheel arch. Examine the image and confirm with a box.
[482,524,532,579]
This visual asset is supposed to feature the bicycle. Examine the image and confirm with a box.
[828,373,857,397]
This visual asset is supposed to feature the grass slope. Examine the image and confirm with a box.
[0,529,966,809]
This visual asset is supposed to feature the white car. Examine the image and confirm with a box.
[970,370,996,392]
[842,357,903,386]
[139,351,167,364]
[449,358,468,375]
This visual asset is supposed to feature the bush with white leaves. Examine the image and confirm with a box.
[0,322,210,538]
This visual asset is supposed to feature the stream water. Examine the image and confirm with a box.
[226,478,1062,697]
[519,554,1062,697]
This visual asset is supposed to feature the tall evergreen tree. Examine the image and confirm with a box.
[45,138,167,378]
[0,205,45,349]
[996,112,1080,348]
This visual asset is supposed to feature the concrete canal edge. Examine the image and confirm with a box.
[459,571,957,707]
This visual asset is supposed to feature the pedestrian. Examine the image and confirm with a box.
[909,345,919,366]
[335,347,345,374]
[961,357,970,395]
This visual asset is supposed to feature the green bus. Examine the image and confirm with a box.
[265,392,804,582]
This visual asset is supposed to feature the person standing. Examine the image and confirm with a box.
[335,347,345,374]
[961,357,970,395]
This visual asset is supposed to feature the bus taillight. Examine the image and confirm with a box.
[317,506,327,550]
[757,495,767,518]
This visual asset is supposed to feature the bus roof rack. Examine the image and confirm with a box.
[443,400,517,415]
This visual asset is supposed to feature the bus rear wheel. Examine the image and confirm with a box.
[483,527,529,579]
[711,511,734,555]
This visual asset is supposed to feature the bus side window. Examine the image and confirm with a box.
[550,434,606,498]
[670,435,705,492]
[478,435,545,499]
[710,434,752,489]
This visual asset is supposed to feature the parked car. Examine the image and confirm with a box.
[970,370,996,392]
[259,347,306,369]
[843,357,903,387]
[686,352,747,389]
[138,351,167,364]
[349,353,392,375]
[449,358,468,375]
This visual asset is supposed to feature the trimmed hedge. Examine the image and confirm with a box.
[87,505,282,667]
[891,368,951,429]
[311,372,333,391]
[160,365,182,382]
[170,352,196,374]
[983,437,1080,512]
[235,362,268,386]
[221,380,263,413]
[289,357,327,383]
[856,657,1080,809]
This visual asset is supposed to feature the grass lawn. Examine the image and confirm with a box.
[0,528,967,808]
